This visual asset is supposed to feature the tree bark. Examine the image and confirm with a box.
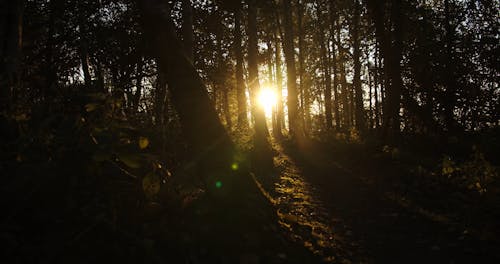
[234,6,248,129]
[318,9,332,129]
[352,0,365,132]
[297,0,309,132]
[77,1,92,89]
[133,55,144,112]
[247,0,269,143]
[374,44,380,128]
[329,3,341,130]
[388,0,403,136]
[443,0,458,132]
[137,0,239,195]
[282,0,299,137]
[181,0,194,62]
[274,33,284,137]
[366,0,398,136]
[0,0,24,113]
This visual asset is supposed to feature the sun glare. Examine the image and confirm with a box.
[258,86,277,117]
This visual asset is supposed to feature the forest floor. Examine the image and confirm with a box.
[3,130,499,263]
[253,137,500,264]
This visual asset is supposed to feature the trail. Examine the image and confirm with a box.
[253,138,498,263]
[254,141,366,263]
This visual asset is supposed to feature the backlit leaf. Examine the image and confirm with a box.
[139,136,149,149]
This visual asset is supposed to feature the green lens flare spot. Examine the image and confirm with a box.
[215,181,222,188]
[231,163,239,171]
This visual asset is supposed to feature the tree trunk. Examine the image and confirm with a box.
[247,0,269,143]
[155,63,167,128]
[318,14,332,129]
[77,1,92,90]
[267,39,278,134]
[374,44,380,128]
[443,0,458,132]
[44,0,59,100]
[137,0,238,195]
[0,0,24,113]
[329,3,341,130]
[274,33,284,137]
[222,88,232,130]
[388,0,403,136]
[234,6,248,129]
[366,0,395,136]
[181,0,194,62]
[80,44,92,88]
[352,0,365,132]
[334,16,350,129]
[133,55,144,113]
[297,0,309,133]
[214,10,231,131]
[282,0,299,137]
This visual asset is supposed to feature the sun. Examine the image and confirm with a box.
[257,86,277,117]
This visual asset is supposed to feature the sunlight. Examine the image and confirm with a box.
[257,86,277,117]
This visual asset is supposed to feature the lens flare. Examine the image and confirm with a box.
[257,87,277,117]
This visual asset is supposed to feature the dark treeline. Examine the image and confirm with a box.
[2,0,498,139]
[1,0,499,262]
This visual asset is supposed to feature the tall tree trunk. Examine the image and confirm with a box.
[374,44,380,128]
[297,0,309,132]
[443,0,457,132]
[388,0,403,136]
[267,39,278,134]
[181,0,194,62]
[368,66,373,129]
[234,6,248,129]
[215,10,231,131]
[247,0,269,143]
[334,16,351,129]
[133,56,144,113]
[282,0,299,137]
[352,0,365,132]
[318,14,332,129]
[77,1,92,89]
[137,0,238,195]
[44,0,60,100]
[155,63,167,128]
[222,88,232,129]
[366,0,393,135]
[0,0,24,112]
[80,45,92,88]
[329,3,341,130]
[274,33,284,137]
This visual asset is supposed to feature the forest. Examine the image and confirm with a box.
[1,0,499,263]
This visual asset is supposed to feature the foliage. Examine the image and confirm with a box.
[442,147,499,195]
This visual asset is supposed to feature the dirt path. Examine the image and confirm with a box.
[255,139,498,263]
[254,141,366,263]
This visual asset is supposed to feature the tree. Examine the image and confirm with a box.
[352,0,365,132]
[233,3,248,129]
[181,0,194,62]
[316,2,333,129]
[0,0,24,113]
[137,0,240,196]
[282,0,300,137]
[247,0,269,145]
